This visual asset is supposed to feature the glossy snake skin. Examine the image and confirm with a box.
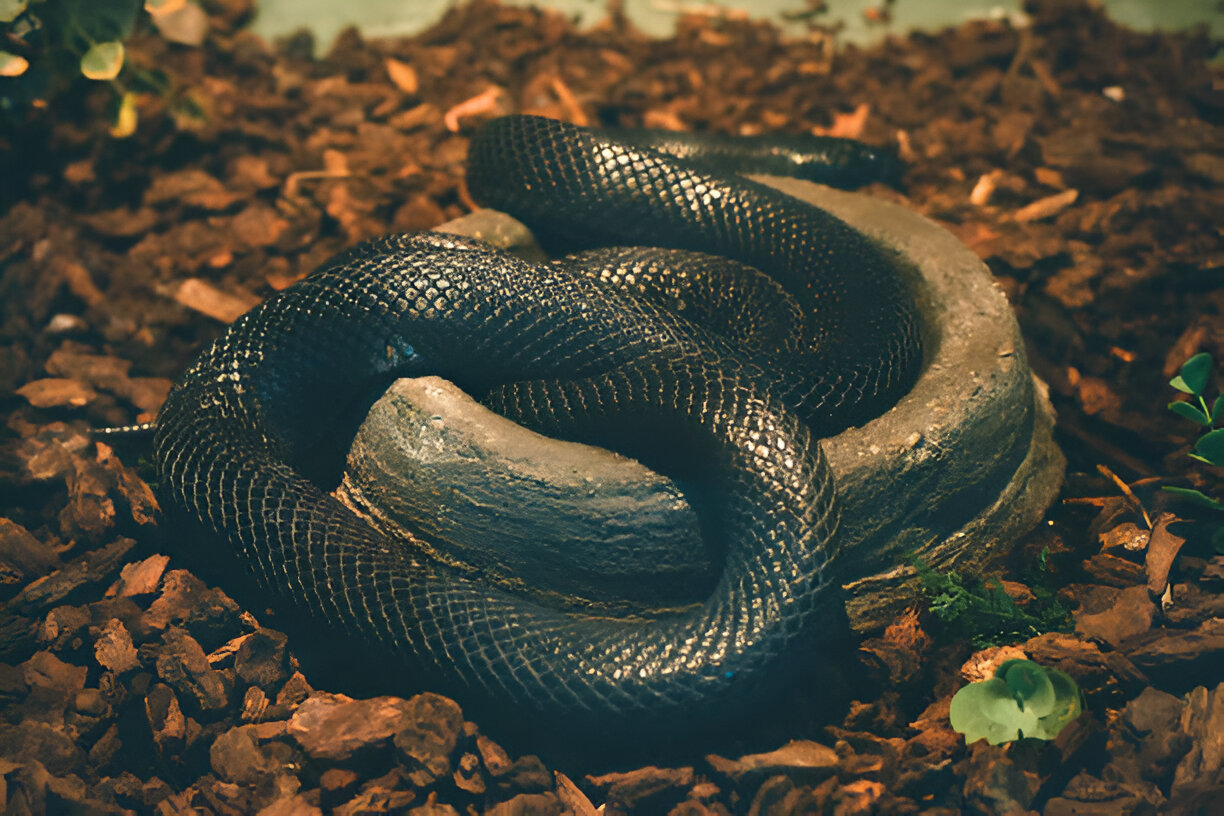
[153,115,922,726]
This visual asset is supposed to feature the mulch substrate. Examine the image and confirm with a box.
[1,0,1222,813]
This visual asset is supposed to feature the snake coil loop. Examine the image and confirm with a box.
[153,115,922,728]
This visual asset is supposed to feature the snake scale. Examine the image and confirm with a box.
[153,115,923,727]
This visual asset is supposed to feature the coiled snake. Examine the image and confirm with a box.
[153,115,923,727]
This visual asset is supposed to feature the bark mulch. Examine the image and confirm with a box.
[0,0,1221,813]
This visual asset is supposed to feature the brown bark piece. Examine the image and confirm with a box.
[0,518,63,590]
[586,766,695,813]
[94,618,140,674]
[706,741,839,786]
[107,554,171,598]
[287,693,413,762]
[1075,585,1155,647]
[16,378,98,409]
[1144,513,1187,597]
[173,278,261,323]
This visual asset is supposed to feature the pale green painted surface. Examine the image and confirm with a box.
[250,0,1223,51]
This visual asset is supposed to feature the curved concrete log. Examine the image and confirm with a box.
[337,177,1065,631]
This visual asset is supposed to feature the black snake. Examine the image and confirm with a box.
[153,115,923,727]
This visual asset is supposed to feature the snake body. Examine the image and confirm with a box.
[153,116,922,726]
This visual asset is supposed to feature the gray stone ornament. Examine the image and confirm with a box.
[338,177,1065,632]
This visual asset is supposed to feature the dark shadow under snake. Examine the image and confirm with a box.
[152,115,923,729]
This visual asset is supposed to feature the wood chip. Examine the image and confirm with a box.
[146,169,243,211]
[60,261,106,306]
[1145,513,1187,597]
[16,378,98,408]
[1014,188,1079,222]
[443,86,506,132]
[554,772,598,816]
[969,171,1002,206]
[812,103,870,139]
[107,553,171,597]
[384,57,419,94]
[173,278,261,323]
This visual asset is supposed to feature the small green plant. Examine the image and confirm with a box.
[949,658,1082,745]
[1163,352,1224,551]
[1,0,206,135]
[912,557,1072,649]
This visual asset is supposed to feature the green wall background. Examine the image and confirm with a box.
[250,0,1223,50]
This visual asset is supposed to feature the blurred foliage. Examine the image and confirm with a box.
[1,0,207,135]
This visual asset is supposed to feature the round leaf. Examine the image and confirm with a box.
[1168,400,1211,426]
[1031,668,1082,740]
[1194,428,1224,467]
[951,678,1024,745]
[1171,352,1213,396]
[1001,660,1056,716]
[81,41,125,81]
[0,0,28,25]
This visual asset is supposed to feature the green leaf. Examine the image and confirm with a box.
[949,660,1081,745]
[0,0,28,25]
[1161,486,1224,511]
[951,678,1026,745]
[1212,395,1224,425]
[80,41,124,80]
[1169,400,1211,426]
[1031,668,1083,739]
[1170,352,1213,396]
[1195,428,1224,466]
[1000,659,1056,716]
[1212,527,1224,555]
[61,0,141,43]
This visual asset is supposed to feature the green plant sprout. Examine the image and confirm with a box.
[1167,352,1224,465]
[949,659,1082,745]
[1163,352,1224,552]
[911,557,1071,649]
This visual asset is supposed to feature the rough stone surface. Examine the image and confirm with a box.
[340,377,709,613]
[343,179,1064,630]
